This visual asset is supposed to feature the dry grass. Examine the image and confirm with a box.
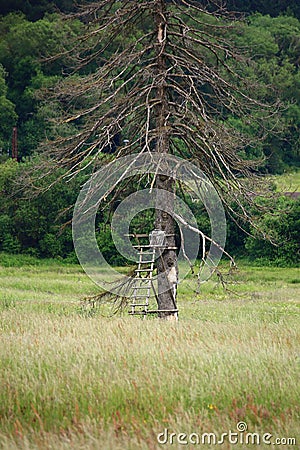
[0,255,299,449]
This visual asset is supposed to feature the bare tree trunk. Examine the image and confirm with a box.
[154,0,178,320]
[36,1,278,318]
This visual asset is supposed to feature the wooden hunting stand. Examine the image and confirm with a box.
[128,230,178,318]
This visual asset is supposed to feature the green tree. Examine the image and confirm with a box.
[245,197,300,266]
[0,0,77,21]
[0,65,17,154]
[0,12,82,158]
[226,0,300,19]
[0,159,86,258]
[229,14,300,172]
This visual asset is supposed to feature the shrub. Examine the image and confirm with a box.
[245,198,300,266]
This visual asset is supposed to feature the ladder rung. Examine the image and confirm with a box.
[133,285,151,289]
[132,294,150,297]
[130,303,148,307]
[136,260,155,264]
[135,269,153,272]
[133,245,153,248]
[138,252,155,255]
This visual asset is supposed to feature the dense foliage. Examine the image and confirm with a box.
[0,0,77,21]
[0,2,299,265]
[1,1,300,20]
[0,159,298,266]
[0,8,299,170]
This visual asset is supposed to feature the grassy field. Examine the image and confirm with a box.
[0,253,299,449]
[272,170,299,192]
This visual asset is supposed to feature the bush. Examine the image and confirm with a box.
[2,235,21,254]
[245,198,300,266]
[0,159,85,259]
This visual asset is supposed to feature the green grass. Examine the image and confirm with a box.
[0,253,299,449]
[271,170,300,192]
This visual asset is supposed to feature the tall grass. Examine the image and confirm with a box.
[272,170,299,192]
[0,254,299,449]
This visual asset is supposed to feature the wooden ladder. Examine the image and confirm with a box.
[129,246,156,316]
[127,231,178,318]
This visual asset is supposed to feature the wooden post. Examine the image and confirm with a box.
[12,127,18,161]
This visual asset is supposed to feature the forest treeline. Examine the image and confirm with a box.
[0,1,299,170]
[0,1,299,265]
[1,0,300,21]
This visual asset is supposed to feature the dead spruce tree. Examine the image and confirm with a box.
[39,0,277,318]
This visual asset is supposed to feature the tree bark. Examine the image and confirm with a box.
[154,0,178,320]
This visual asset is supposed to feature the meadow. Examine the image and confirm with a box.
[272,171,300,192]
[0,253,299,449]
